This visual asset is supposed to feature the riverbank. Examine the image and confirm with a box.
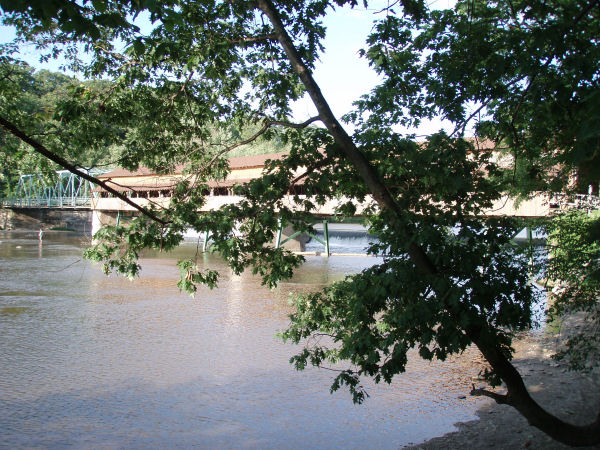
[0,206,92,233]
[408,314,600,449]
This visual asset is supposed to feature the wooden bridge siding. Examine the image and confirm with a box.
[97,167,278,191]
[91,195,371,216]
[92,193,553,218]
[91,197,172,212]
[484,195,550,218]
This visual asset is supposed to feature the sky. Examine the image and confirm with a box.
[284,1,455,135]
[0,0,455,136]
[291,5,383,123]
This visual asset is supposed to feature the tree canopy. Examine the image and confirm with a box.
[0,59,124,194]
[1,0,599,445]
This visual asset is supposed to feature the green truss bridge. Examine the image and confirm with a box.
[1,169,110,209]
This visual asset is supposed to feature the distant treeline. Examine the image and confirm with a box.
[0,61,289,196]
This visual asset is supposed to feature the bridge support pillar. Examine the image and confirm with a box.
[202,230,211,252]
[91,210,130,236]
[91,210,103,236]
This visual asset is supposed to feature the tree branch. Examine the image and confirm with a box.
[571,0,599,30]
[267,116,321,129]
[229,33,277,45]
[286,156,332,190]
[201,116,321,171]
[256,0,437,274]
[202,122,271,170]
[0,115,168,225]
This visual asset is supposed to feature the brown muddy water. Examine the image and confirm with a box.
[0,231,489,449]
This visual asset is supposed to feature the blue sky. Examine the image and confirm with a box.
[290,1,454,135]
[0,1,454,136]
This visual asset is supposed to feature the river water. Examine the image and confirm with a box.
[0,231,489,449]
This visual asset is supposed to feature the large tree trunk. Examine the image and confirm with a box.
[471,330,600,446]
[256,0,600,445]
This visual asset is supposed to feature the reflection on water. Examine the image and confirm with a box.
[0,231,488,449]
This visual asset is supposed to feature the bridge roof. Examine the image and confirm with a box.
[98,152,288,179]
[94,139,501,193]
[97,138,497,180]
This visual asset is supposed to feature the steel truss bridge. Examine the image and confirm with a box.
[1,169,110,208]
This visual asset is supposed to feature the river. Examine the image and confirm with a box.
[0,231,489,449]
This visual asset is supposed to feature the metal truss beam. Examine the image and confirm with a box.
[1,169,110,208]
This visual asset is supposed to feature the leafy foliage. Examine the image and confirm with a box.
[0,58,126,194]
[1,0,599,443]
[283,218,537,395]
[545,211,600,371]
[352,0,600,195]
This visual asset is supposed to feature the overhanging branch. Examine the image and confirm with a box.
[267,116,321,129]
[256,0,437,274]
[0,115,168,225]
[229,33,277,45]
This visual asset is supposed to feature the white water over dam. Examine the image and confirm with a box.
[304,223,378,254]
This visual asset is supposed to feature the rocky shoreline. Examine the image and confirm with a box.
[408,315,600,449]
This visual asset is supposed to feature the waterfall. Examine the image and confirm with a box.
[305,223,377,254]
